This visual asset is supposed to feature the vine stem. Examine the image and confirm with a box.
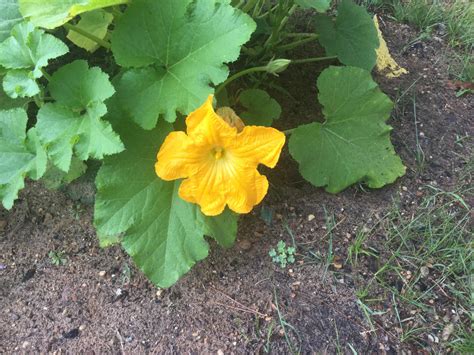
[63,23,111,49]
[215,56,337,95]
[215,66,268,95]
[290,56,338,65]
[40,68,52,82]
[242,0,259,12]
[276,35,319,52]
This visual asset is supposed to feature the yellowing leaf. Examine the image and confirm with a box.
[67,10,113,52]
[374,15,408,78]
[19,0,128,29]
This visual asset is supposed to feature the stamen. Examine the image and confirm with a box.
[213,147,224,160]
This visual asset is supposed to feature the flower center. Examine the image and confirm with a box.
[211,147,224,160]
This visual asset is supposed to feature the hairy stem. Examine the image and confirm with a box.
[242,0,259,12]
[290,56,338,65]
[276,35,319,52]
[40,68,52,82]
[215,66,268,95]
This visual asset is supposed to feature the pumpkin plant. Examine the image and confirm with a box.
[0,0,407,287]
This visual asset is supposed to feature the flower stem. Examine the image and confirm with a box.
[215,56,336,96]
[63,23,112,49]
[215,66,268,95]
[290,56,338,65]
[284,128,295,135]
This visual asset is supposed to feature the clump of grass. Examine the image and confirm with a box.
[353,183,472,349]
[360,0,474,50]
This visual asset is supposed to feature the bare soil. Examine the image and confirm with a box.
[0,18,472,353]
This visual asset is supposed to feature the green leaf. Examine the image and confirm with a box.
[289,66,405,193]
[0,0,23,42]
[36,60,123,171]
[94,120,220,288]
[67,10,113,52]
[19,0,128,29]
[3,69,39,98]
[0,80,31,109]
[0,22,68,97]
[199,209,239,248]
[0,108,47,209]
[239,89,281,126]
[315,0,378,71]
[41,158,87,189]
[112,0,256,129]
[295,0,331,12]
[0,22,68,74]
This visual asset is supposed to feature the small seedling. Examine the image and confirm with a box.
[269,241,295,268]
[48,250,67,266]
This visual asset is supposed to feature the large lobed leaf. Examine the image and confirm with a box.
[0,0,22,42]
[112,0,256,129]
[94,118,238,287]
[0,108,47,209]
[19,0,128,29]
[0,22,68,98]
[289,66,405,193]
[36,60,123,172]
[315,0,379,71]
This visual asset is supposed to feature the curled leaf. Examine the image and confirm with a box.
[374,16,408,78]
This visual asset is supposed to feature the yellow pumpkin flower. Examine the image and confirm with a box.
[155,95,286,216]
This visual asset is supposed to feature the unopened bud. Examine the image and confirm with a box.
[266,59,291,75]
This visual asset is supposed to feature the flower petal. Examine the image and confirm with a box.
[178,161,227,216]
[186,95,237,146]
[155,131,207,180]
[231,126,286,168]
[179,157,269,216]
[225,167,269,214]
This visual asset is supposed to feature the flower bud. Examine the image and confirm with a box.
[266,59,291,75]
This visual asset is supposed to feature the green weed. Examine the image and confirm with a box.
[48,250,67,266]
[269,240,296,268]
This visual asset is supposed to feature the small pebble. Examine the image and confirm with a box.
[420,266,429,278]
[442,323,454,341]
[307,214,315,222]
[79,324,87,331]
[237,239,252,251]
[22,341,30,349]
[98,271,106,277]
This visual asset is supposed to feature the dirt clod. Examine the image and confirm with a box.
[21,268,36,282]
[63,328,80,339]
